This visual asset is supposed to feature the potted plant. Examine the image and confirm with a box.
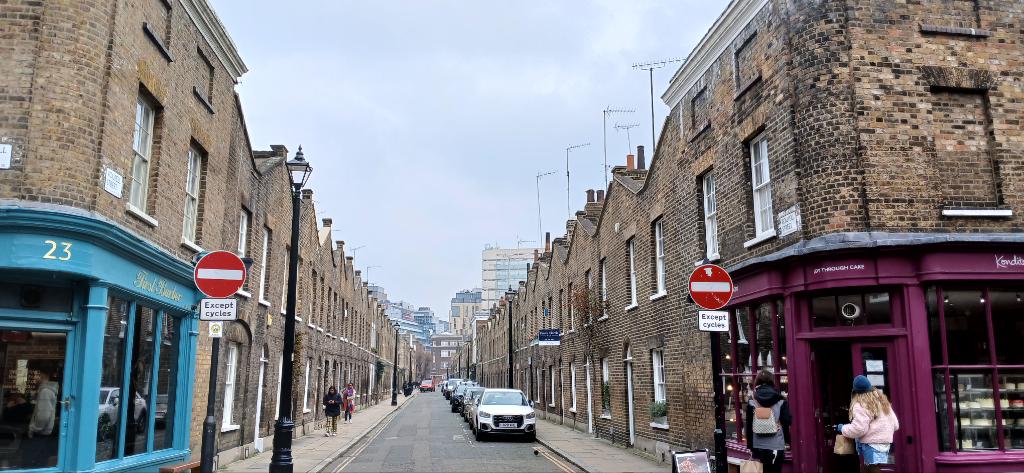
[601,381,612,416]
[649,400,668,425]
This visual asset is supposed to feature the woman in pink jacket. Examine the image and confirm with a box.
[836,375,899,473]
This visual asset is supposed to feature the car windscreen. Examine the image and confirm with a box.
[480,391,528,406]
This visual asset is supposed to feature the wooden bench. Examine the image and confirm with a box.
[158,460,200,473]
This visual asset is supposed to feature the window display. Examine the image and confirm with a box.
[720,300,786,444]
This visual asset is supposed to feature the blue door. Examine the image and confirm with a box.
[0,318,77,472]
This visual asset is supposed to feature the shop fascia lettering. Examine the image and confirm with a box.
[994,254,1024,269]
[133,270,183,302]
[812,263,866,275]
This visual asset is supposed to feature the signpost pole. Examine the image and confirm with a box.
[199,336,220,473]
[688,264,734,473]
[710,331,726,473]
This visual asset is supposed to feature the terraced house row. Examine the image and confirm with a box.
[0,1,395,471]
[473,0,1024,472]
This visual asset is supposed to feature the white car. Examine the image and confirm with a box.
[98,387,148,439]
[472,389,536,442]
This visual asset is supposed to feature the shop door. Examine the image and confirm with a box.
[0,325,75,472]
[811,341,904,473]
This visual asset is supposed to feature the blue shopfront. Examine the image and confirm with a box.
[0,207,201,472]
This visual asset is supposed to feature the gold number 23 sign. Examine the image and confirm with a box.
[43,240,72,261]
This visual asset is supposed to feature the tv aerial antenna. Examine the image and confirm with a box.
[614,122,641,155]
[632,57,686,154]
[565,143,591,219]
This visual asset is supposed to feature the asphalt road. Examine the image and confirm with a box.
[324,391,580,473]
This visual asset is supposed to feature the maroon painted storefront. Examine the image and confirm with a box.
[719,243,1024,473]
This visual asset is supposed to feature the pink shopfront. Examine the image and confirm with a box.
[718,242,1024,473]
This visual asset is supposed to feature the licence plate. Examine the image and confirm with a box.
[498,423,517,428]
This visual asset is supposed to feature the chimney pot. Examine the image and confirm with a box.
[545,232,551,252]
[322,218,332,227]
[637,146,646,170]
[596,190,605,202]
[626,154,635,170]
[586,189,595,203]
[301,189,313,200]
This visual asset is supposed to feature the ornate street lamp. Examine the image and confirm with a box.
[270,147,312,473]
[391,321,400,406]
[506,287,515,389]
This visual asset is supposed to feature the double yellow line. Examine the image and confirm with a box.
[330,408,400,472]
[535,446,577,473]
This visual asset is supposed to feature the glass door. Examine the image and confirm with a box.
[0,328,73,471]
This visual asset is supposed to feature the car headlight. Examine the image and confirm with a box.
[524,412,536,420]
[478,411,491,419]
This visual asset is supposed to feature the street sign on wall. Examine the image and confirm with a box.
[688,264,734,310]
[193,250,247,298]
[697,310,729,332]
[199,298,237,321]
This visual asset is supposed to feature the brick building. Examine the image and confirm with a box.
[0,1,396,472]
[477,1,1024,472]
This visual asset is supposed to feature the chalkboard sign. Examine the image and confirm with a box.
[671,450,712,473]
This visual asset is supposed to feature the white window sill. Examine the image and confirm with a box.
[743,229,777,249]
[316,327,325,333]
[649,291,668,301]
[650,422,669,430]
[126,203,159,227]
[624,303,639,312]
[597,315,609,322]
[307,323,315,328]
[281,308,287,315]
[548,403,556,408]
[942,208,1013,217]
[600,414,612,419]
[303,409,311,414]
[295,315,303,322]
[569,408,577,413]
[181,238,204,253]
[258,300,271,307]
[220,424,240,433]
[236,289,251,299]
[566,329,576,335]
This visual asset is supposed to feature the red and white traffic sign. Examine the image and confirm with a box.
[688,264,734,310]
[194,251,247,298]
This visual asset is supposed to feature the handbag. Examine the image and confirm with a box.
[740,459,763,473]
[834,434,856,455]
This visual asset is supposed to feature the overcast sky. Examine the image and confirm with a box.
[211,0,720,320]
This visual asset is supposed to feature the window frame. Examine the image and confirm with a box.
[720,299,786,445]
[653,219,667,295]
[702,173,720,260]
[599,259,608,318]
[237,209,250,257]
[570,362,578,410]
[653,348,667,403]
[302,358,311,413]
[221,342,239,430]
[626,238,638,309]
[749,135,774,238]
[181,145,203,244]
[130,95,157,211]
[258,228,271,304]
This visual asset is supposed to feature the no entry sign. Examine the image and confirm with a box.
[194,251,247,298]
[688,264,734,310]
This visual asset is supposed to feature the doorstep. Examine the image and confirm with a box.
[536,417,666,473]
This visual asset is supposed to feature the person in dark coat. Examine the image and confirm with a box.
[745,370,792,473]
[322,386,342,436]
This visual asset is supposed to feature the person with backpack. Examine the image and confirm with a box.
[322,386,342,436]
[745,370,792,473]
[836,375,899,473]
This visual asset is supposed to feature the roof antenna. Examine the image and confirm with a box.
[565,143,591,219]
[633,57,686,154]
[614,122,641,155]
[602,107,634,188]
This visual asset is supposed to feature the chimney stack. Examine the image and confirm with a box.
[586,189,595,203]
[301,189,313,200]
[596,189,605,202]
[637,146,646,170]
[533,249,539,262]
[626,154,635,170]
[545,232,551,252]
[322,218,332,227]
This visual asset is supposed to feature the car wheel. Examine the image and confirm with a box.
[451,404,457,413]
[526,431,537,442]
[475,429,486,442]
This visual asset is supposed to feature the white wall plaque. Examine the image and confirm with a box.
[777,205,801,237]
[0,144,11,169]
[103,167,124,198]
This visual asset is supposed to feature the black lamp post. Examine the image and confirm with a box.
[506,287,515,389]
[391,322,400,406]
[270,147,312,473]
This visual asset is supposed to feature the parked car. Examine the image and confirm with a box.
[471,389,536,442]
[154,394,168,426]
[462,387,485,422]
[98,387,147,439]
[442,378,462,400]
[450,381,476,413]
[419,380,434,392]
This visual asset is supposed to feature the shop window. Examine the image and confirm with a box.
[929,287,1024,452]
[96,297,182,462]
[720,300,787,445]
[811,291,892,328]
[0,330,67,469]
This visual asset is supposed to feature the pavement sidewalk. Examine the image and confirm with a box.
[221,391,416,472]
[536,418,666,473]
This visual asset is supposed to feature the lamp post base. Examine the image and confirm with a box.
[269,417,295,473]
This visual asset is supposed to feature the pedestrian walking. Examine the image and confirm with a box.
[836,375,900,473]
[322,386,342,436]
[744,370,791,473]
[342,383,356,424]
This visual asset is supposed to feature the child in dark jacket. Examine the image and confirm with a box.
[323,386,343,436]
[745,370,792,473]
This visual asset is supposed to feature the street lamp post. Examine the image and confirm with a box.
[270,147,312,473]
[506,287,515,389]
[391,322,400,406]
